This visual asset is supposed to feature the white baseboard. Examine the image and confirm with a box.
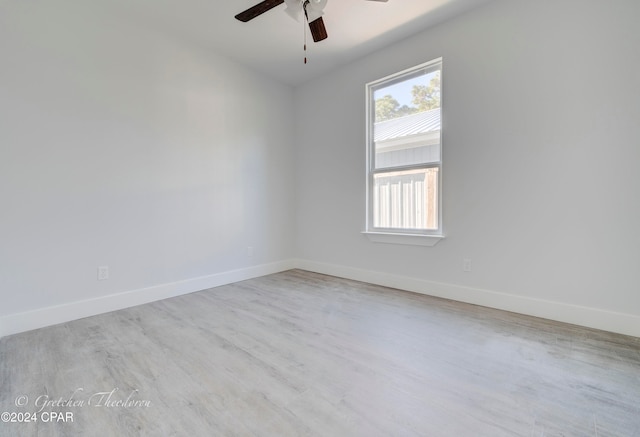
[294,259,640,338]
[3,258,638,339]
[0,260,296,338]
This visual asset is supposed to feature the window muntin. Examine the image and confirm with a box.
[366,59,442,235]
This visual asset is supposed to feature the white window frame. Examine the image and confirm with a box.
[363,58,444,247]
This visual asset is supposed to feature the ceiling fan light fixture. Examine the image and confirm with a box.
[284,0,303,21]
[283,0,327,23]
[305,1,326,23]
[235,0,385,47]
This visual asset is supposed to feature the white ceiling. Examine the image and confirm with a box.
[112,0,493,86]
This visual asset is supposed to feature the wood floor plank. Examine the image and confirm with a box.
[1,269,639,436]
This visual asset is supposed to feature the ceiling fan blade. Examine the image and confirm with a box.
[235,0,285,22]
[308,17,328,42]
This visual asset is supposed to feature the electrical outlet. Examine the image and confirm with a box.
[463,258,472,272]
[247,246,254,258]
[98,265,109,280]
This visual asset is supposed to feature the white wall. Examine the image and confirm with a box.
[0,1,295,334]
[294,0,640,335]
[2,0,639,338]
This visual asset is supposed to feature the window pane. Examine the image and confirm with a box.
[373,168,439,230]
[367,58,442,235]
[373,69,441,170]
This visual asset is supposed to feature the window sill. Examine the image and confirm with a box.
[362,231,445,247]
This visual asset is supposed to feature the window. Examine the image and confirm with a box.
[365,59,443,245]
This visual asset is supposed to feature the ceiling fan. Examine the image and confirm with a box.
[235,0,388,43]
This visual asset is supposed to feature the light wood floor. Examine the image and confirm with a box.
[1,269,639,436]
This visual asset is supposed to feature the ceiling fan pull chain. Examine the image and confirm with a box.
[303,5,308,64]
